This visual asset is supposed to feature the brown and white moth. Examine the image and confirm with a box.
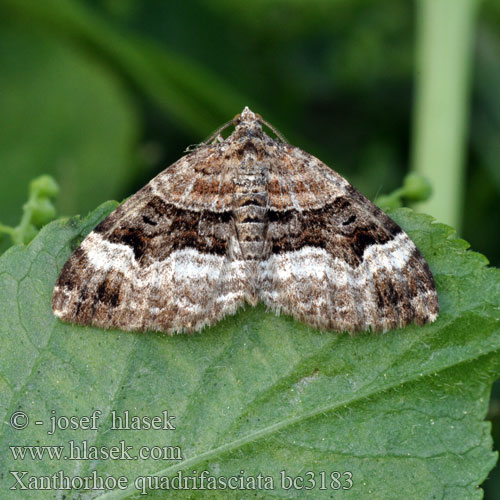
[52,107,439,334]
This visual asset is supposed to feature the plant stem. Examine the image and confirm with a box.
[0,224,15,236]
[411,0,480,231]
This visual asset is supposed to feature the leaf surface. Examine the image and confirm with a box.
[0,204,499,499]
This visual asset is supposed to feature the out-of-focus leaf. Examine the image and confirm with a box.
[0,23,139,225]
[1,0,248,135]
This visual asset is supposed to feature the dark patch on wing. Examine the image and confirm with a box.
[343,215,356,226]
[351,230,378,259]
[93,216,115,235]
[142,215,157,226]
[100,201,233,263]
[74,285,89,317]
[108,227,147,260]
[54,247,87,292]
[95,276,120,308]
[267,195,403,266]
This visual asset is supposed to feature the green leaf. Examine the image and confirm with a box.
[0,204,499,499]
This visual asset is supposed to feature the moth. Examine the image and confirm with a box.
[52,107,439,334]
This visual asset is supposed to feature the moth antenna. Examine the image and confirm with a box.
[202,118,235,145]
[258,116,287,143]
[201,112,287,146]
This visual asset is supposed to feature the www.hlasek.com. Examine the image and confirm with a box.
[10,470,353,493]
[10,439,182,461]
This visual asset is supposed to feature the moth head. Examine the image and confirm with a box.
[234,107,287,143]
[233,107,263,127]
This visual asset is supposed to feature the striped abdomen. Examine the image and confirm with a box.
[233,159,269,260]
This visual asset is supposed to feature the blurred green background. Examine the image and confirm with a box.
[0,0,499,496]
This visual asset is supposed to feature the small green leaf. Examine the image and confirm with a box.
[26,198,58,227]
[29,175,60,200]
[376,173,433,211]
[401,172,433,202]
[0,175,61,249]
[0,204,499,499]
